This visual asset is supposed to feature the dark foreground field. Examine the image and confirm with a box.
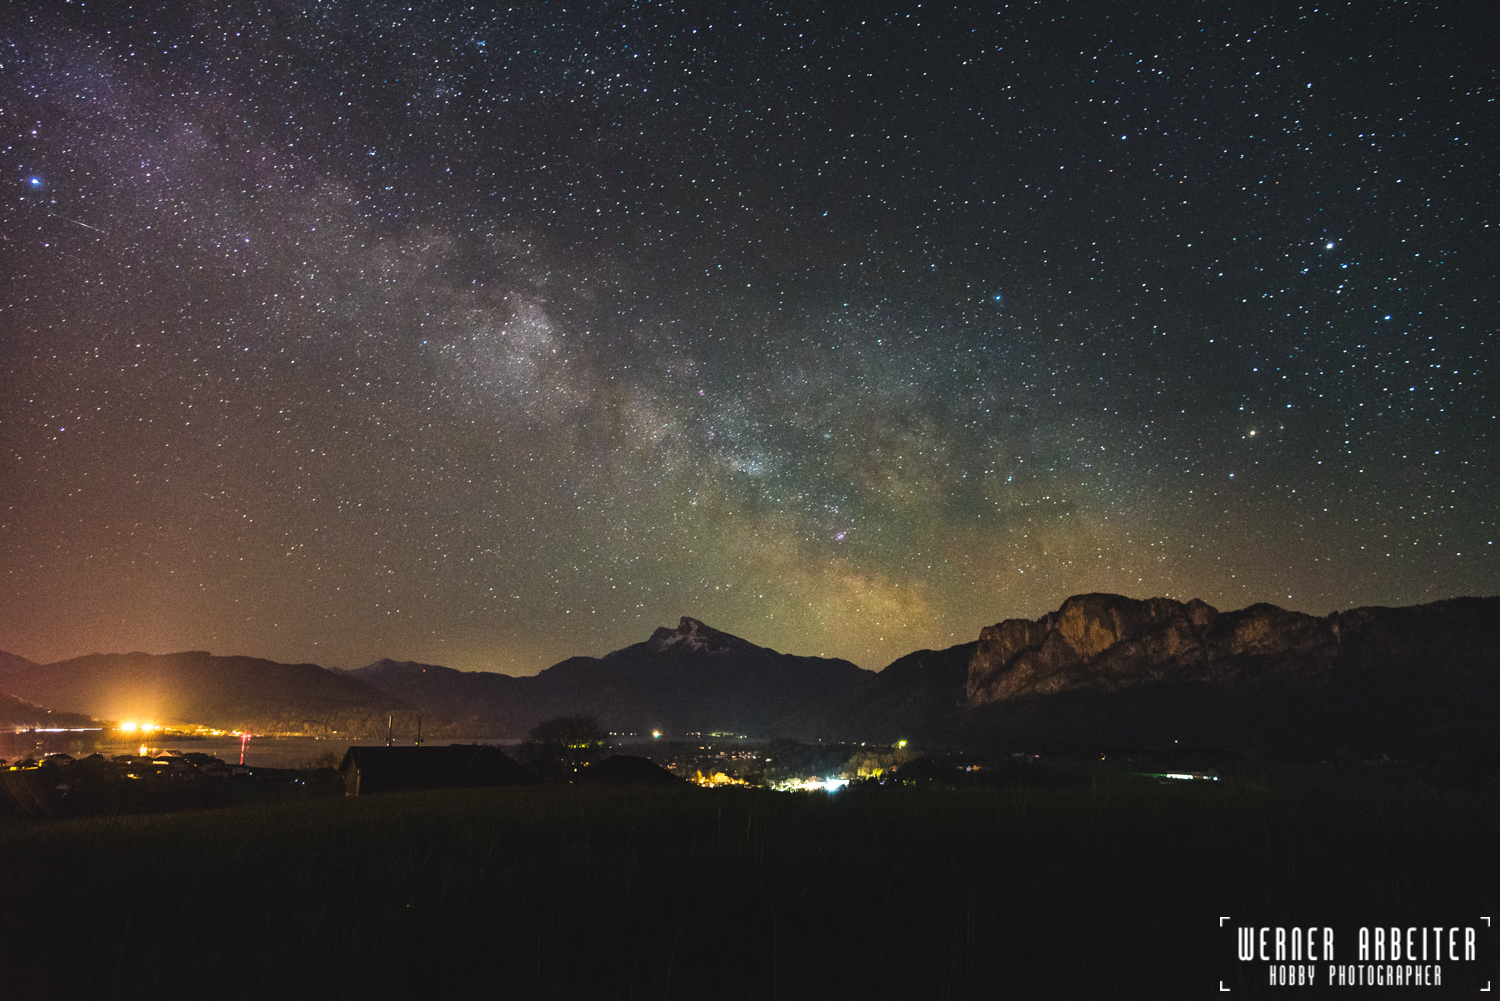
[1,770,1496,999]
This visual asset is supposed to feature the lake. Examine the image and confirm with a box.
[1,731,511,769]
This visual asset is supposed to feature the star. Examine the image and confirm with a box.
[0,0,1489,673]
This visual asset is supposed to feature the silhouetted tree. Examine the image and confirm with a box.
[518,715,610,780]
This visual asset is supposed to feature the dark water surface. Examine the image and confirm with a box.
[1,731,507,768]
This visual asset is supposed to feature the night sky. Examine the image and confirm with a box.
[2,2,1494,674]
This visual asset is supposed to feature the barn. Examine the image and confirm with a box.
[338,744,534,796]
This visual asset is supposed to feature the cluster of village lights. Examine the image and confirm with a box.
[118,722,157,733]
[783,777,849,793]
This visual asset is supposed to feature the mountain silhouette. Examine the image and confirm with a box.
[348,617,870,738]
[958,593,1500,760]
[0,650,418,735]
[2,596,1496,761]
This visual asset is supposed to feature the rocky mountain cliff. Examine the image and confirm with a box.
[967,593,1498,704]
[961,593,1500,759]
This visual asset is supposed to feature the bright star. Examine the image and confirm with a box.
[1325,241,1334,250]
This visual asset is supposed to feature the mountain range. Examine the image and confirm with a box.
[0,648,414,735]
[957,593,1500,760]
[2,594,1497,761]
[341,616,868,738]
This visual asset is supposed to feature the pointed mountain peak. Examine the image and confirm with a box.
[353,658,460,678]
[644,616,760,656]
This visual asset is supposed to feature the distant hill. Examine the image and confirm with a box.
[0,651,421,736]
[348,617,872,739]
[349,658,528,734]
[786,642,975,742]
[0,690,103,731]
[0,650,38,675]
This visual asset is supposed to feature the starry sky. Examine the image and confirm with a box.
[2,1,1494,674]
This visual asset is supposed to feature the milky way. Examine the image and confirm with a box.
[2,2,1494,673]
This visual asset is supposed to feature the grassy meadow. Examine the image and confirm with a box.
[1,768,1495,999]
